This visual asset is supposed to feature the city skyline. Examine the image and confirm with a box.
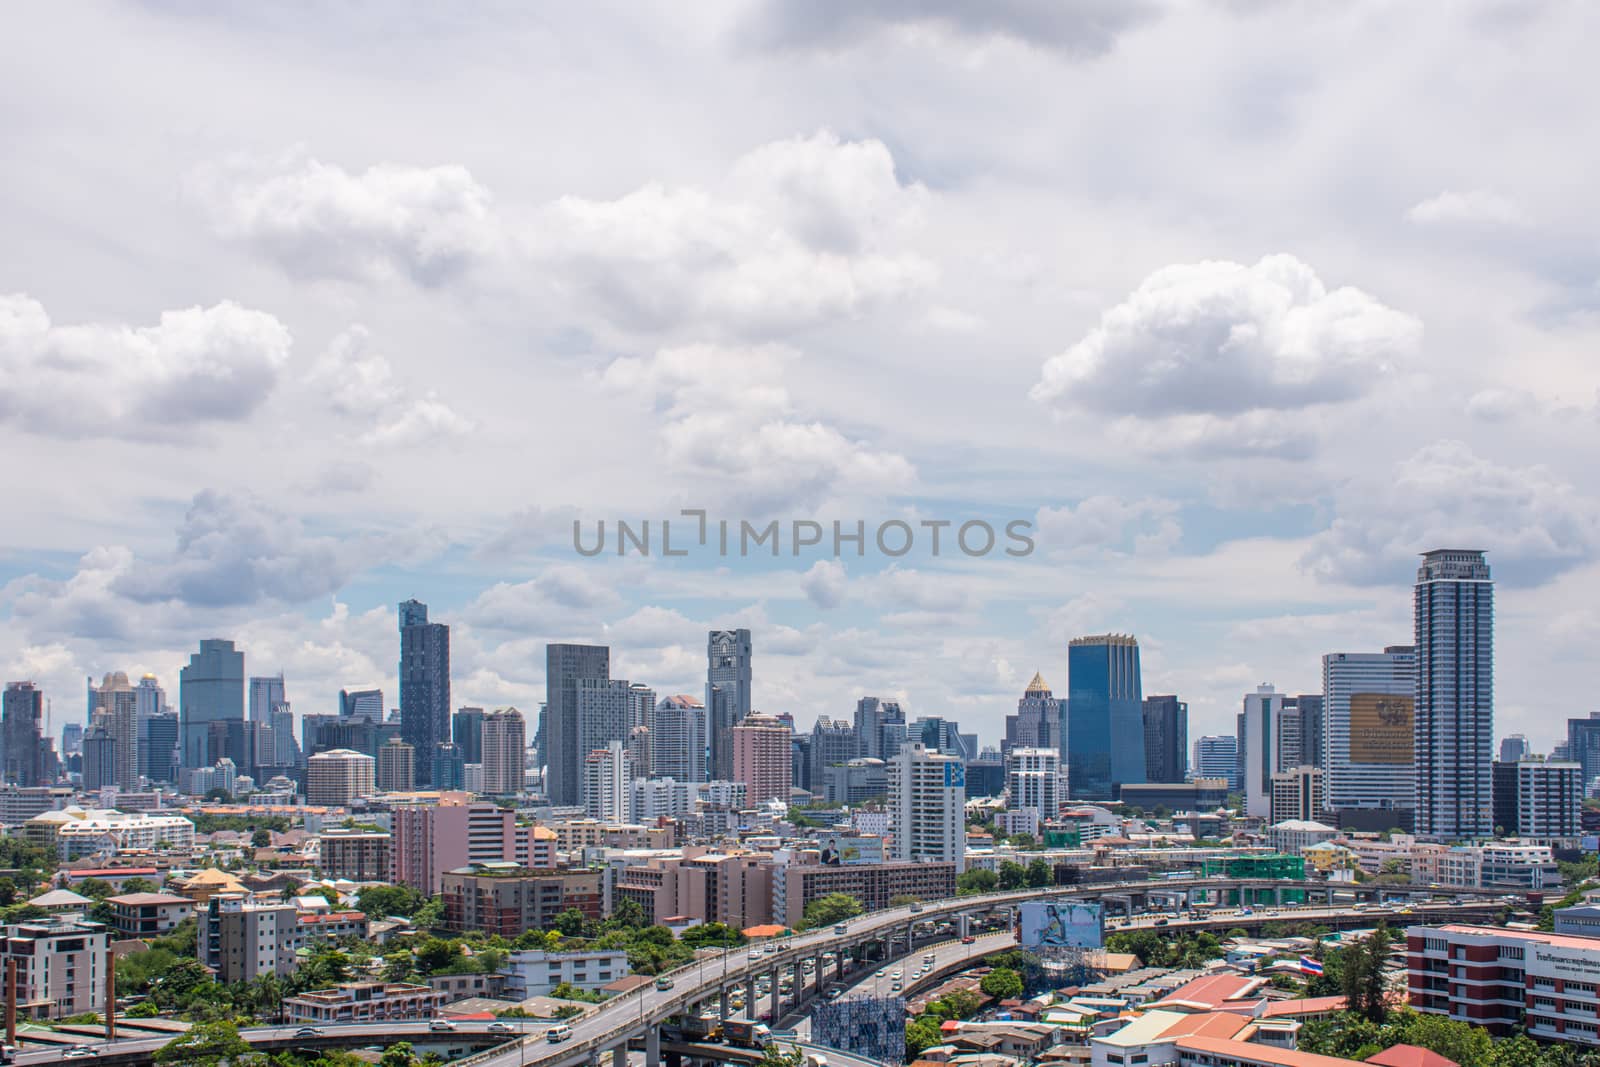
[4,5,1599,759]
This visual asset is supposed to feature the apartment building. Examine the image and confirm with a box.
[502,948,630,996]
[0,918,109,1019]
[318,827,392,881]
[440,863,603,936]
[105,893,194,938]
[1407,923,1600,1043]
[613,848,774,928]
[772,859,957,928]
[283,981,446,1024]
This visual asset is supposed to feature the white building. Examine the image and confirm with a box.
[1322,648,1415,821]
[584,742,630,823]
[480,707,527,796]
[630,777,693,821]
[306,749,376,806]
[1267,819,1338,855]
[888,743,965,865]
[1238,685,1305,819]
[1269,765,1323,824]
[0,918,109,1018]
[501,948,630,996]
[51,809,196,859]
[1006,747,1060,823]
[697,780,747,809]
[1494,758,1582,844]
[651,696,707,784]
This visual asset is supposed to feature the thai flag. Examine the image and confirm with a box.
[1299,956,1324,975]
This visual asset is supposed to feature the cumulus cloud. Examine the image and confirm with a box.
[1407,189,1527,227]
[742,0,1160,57]
[1301,440,1600,586]
[1033,255,1421,417]
[465,565,623,633]
[538,131,933,334]
[307,326,473,446]
[199,156,498,286]
[602,342,914,510]
[0,295,290,439]
[801,559,848,609]
[1035,496,1180,555]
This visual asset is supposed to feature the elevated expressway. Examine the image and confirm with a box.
[19,878,1514,1067]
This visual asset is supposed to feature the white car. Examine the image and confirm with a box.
[891,971,902,980]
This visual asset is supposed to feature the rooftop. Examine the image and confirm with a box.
[1177,1036,1363,1067]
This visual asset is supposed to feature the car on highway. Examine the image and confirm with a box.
[488,1022,515,1034]
[546,1024,574,1044]
[749,951,763,960]
[891,981,902,992]
[63,1050,99,1060]
[909,903,923,913]
[428,1019,457,1032]
[875,969,885,977]
[891,971,902,979]
[294,1027,323,1037]
[833,924,849,935]
[656,975,674,991]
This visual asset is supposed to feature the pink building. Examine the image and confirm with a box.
[732,713,791,806]
[390,796,557,894]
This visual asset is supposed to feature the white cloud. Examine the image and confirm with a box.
[0,295,290,439]
[537,130,934,334]
[801,559,848,609]
[1301,440,1600,586]
[200,156,498,286]
[1035,496,1180,554]
[1032,255,1421,419]
[1407,189,1527,227]
[464,565,623,633]
[601,342,914,510]
[307,326,473,447]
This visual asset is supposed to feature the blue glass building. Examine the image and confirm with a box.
[1067,634,1144,800]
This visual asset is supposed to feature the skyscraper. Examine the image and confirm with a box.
[1413,550,1494,842]
[1067,634,1144,800]
[1006,747,1060,819]
[1323,647,1416,827]
[432,742,466,791]
[453,706,486,764]
[2,682,47,787]
[888,743,965,865]
[399,600,450,786]
[480,707,527,796]
[808,716,859,792]
[339,688,385,722]
[1141,695,1189,784]
[139,713,178,783]
[1238,684,1308,818]
[584,741,630,823]
[248,674,285,725]
[1005,673,1062,760]
[134,675,165,720]
[854,697,905,760]
[377,737,416,792]
[706,629,752,781]
[574,679,652,804]
[179,640,245,769]
[732,713,791,806]
[1499,735,1532,764]
[1192,735,1239,791]
[545,644,610,806]
[651,695,707,783]
[1492,758,1582,842]
[1564,713,1600,788]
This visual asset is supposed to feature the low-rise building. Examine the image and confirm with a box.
[771,858,957,928]
[319,827,392,881]
[26,809,195,859]
[106,893,194,938]
[613,848,774,929]
[1407,923,1600,1043]
[1267,820,1339,855]
[440,862,603,936]
[502,948,631,996]
[283,981,446,1024]
[0,918,109,1018]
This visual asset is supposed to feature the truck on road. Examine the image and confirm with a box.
[723,1017,774,1049]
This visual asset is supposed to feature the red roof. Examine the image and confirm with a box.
[1262,995,1347,1018]
[1155,1012,1251,1040]
[67,868,160,878]
[298,911,367,925]
[1154,974,1263,1011]
[1367,1045,1459,1067]
[1176,1036,1362,1067]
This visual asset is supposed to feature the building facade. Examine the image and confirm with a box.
[1492,759,1582,843]
[306,749,376,805]
[480,707,526,796]
[1414,550,1495,841]
[1323,647,1416,824]
[178,639,245,769]
[888,743,965,865]
[706,629,753,782]
[1408,923,1600,1043]
[440,863,603,936]
[1142,695,1189,784]
[1006,747,1060,821]
[1068,634,1144,800]
[398,599,450,786]
[0,918,108,1018]
[376,737,415,792]
[733,713,792,806]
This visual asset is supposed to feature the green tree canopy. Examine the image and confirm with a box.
[800,892,863,930]
[153,1019,255,1066]
[980,967,1024,1000]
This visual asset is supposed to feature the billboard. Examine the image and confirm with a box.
[1349,694,1414,764]
[817,834,884,866]
[1019,900,1104,950]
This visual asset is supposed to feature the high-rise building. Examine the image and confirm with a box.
[432,742,466,791]
[545,644,610,806]
[808,717,859,793]
[1269,765,1323,823]
[707,629,752,781]
[1141,695,1188,784]
[480,708,527,796]
[111,697,139,791]
[134,674,165,720]
[88,672,135,723]
[1193,735,1239,791]
[1238,684,1310,819]
[853,697,905,760]
[1493,759,1582,843]
[1005,673,1062,760]
[1323,647,1416,826]
[269,706,299,769]
[1500,735,1532,764]
[1414,550,1494,842]
[179,640,245,769]
[399,600,450,786]
[138,712,178,783]
[912,717,973,760]
[61,722,83,758]
[2,682,48,787]
[248,674,285,725]
[888,743,965,865]
[1296,694,1325,771]
[1006,747,1060,820]
[453,706,485,764]
[339,688,385,722]
[573,679,652,801]
[651,695,707,783]
[733,713,792,806]
[377,737,416,792]
[584,742,630,823]
[1564,713,1600,789]
[306,749,376,805]
[83,713,116,791]
[1067,634,1144,800]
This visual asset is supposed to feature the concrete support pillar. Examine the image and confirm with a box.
[719,988,730,1019]
[769,967,781,1023]
[646,1026,660,1065]
[611,1045,626,1067]
[957,913,970,939]
[1274,887,1283,907]
[746,977,757,1013]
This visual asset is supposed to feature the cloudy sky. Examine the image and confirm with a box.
[4,1,1598,756]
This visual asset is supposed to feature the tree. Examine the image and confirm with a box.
[800,892,863,930]
[607,897,646,930]
[996,860,1026,890]
[681,922,744,948]
[412,938,463,975]
[357,884,427,919]
[153,1020,254,1066]
[250,828,272,848]
[553,907,591,938]
[121,877,159,895]
[888,894,921,907]
[1008,832,1037,850]
[758,1046,804,1067]
[379,1042,417,1067]
[979,967,1024,1000]
[77,878,115,900]
[412,896,445,930]
[956,869,997,895]
[905,1017,943,1061]
[1024,859,1053,888]
[549,981,605,1004]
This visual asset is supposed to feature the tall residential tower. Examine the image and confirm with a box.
[1414,550,1494,841]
